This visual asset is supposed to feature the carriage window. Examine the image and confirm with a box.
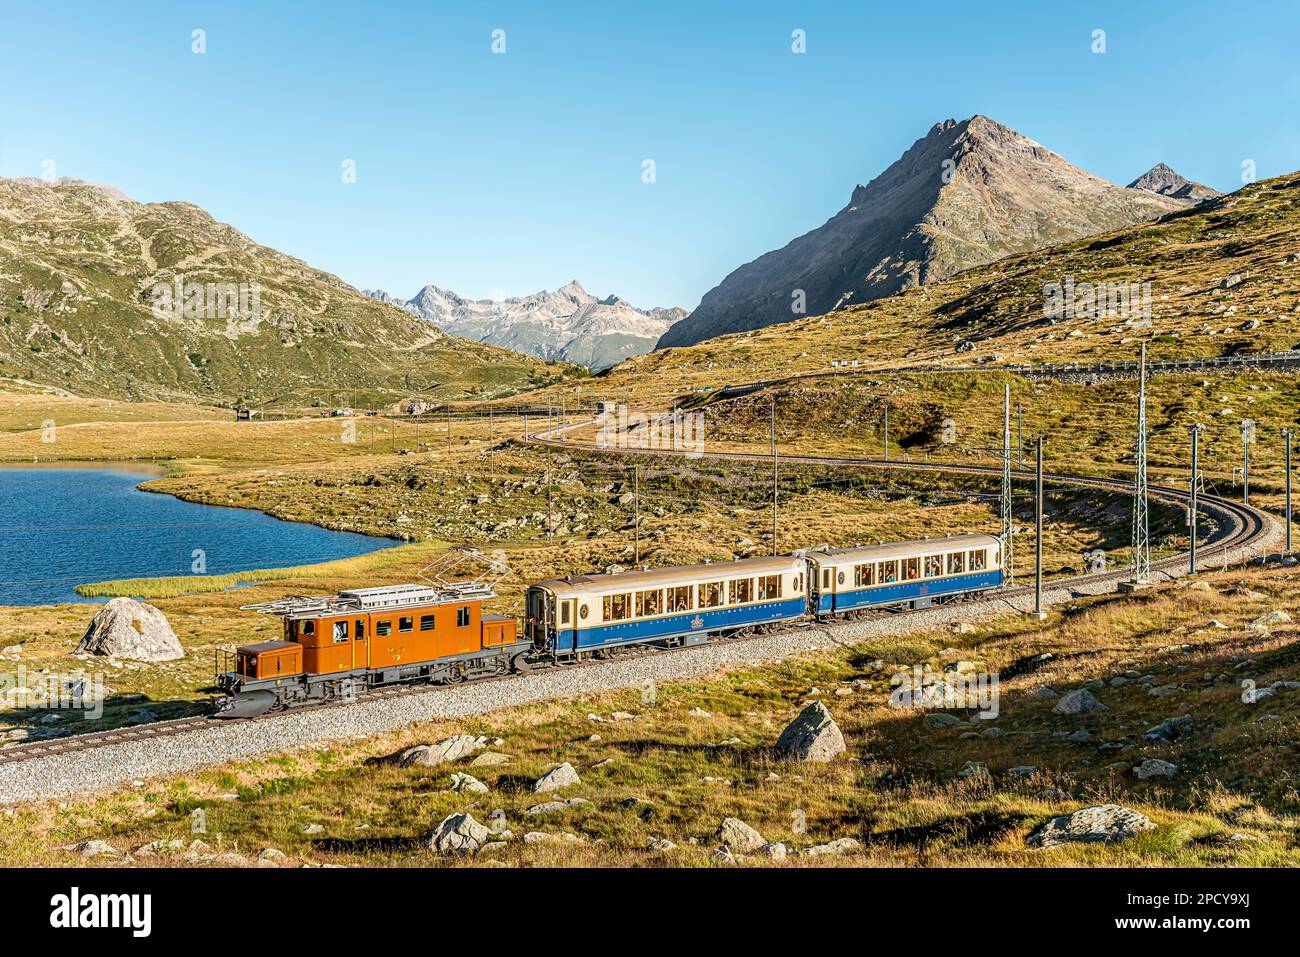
[332,620,349,643]
[603,593,631,621]
[947,552,965,574]
[636,589,663,618]
[699,581,725,608]
[560,603,571,624]
[822,569,831,589]
[420,614,436,631]
[376,620,392,637]
[729,578,754,604]
[854,563,875,587]
[399,616,413,633]
[903,558,921,580]
[457,606,470,627]
[924,555,943,578]
[757,575,781,600]
[669,585,693,612]
[881,561,898,583]
[969,549,987,571]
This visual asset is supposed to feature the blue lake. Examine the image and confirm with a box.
[0,465,393,605]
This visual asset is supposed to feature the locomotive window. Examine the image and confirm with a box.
[603,593,631,621]
[457,607,470,628]
[355,619,366,640]
[333,620,349,643]
[635,589,663,618]
[757,575,781,600]
[947,552,965,574]
[924,555,943,578]
[854,563,875,587]
[729,578,753,605]
[904,558,920,580]
[420,615,436,631]
[301,620,315,636]
[376,620,392,637]
[699,581,725,608]
[399,616,413,633]
[669,585,693,612]
[970,549,987,571]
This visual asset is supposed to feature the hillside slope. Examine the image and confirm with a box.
[659,115,1185,349]
[0,179,570,405]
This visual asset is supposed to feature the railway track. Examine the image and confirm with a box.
[0,418,1273,769]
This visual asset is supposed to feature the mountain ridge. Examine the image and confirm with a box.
[366,280,687,371]
[657,115,1188,350]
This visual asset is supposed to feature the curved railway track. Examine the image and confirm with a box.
[0,418,1273,769]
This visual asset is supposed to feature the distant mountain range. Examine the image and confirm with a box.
[0,178,563,405]
[365,281,687,371]
[658,115,1196,350]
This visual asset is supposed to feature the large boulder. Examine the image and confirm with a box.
[399,735,486,768]
[429,813,491,855]
[534,762,581,792]
[1052,689,1106,716]
[76,598,183,662]
[774,701,846,762]
[1027,804,1155,848]
[715,817,767,854]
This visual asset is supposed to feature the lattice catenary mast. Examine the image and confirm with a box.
[1131,343,1151,584]
[1001,383,1013,584]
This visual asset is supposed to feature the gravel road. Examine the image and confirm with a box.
[0,511,1280,806]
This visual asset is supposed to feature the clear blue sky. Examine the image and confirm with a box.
[2,0,1297,309]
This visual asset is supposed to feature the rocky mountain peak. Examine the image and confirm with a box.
[1128,163,1221,203]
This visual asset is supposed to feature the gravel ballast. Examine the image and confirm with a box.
[0,511,1279,806]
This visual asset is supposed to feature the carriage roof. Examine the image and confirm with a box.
[536,555,801,598]
[809,534,1000,567]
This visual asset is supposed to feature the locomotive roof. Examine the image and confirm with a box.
[243,581,493,618]
[811,533,1000,566]
[537,555,802,597]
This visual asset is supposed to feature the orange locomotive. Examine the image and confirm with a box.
[216,581,528,718]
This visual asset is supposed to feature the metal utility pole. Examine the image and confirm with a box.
[1001,383,1013,584]
[1241,419,1254,505]
[1286,428,1293,554]
[1017,402,1024,469]
[883,404,889,462]
[1189,424,1201,574]
[633,464,641,565]
[446,407,452,454]
[1131,343,1151,585]
[771,399,779,556]
[1033,435,1044,619]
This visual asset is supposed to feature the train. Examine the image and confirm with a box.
[216,533,1001,717]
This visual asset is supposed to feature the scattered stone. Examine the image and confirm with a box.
[449,772,490,795]
[774,701,846,762]
[302,824,324,835]
[711,844,738,864]
[1249,610,1291,629]
[1134,758,1178,779]
[1033,686,1058,699]
[399,735,485,767]
[258,847,285,862]
[534,762,582,792]
[523,831,583,845]
[715,817,767,854]
[923,712,964,729]
[1053,689,1106,715]
[469,751,512,767]
[1145,716,1193,743]
[75,598,183,662]
[1027,804,1156,848]
[430,812,491,855]
[66,839,117,857]
[686,707,713,718]
[646,838,678,852]
[524,798,590,816]
[804,837,861,857]
[758,841,787,861]
[1008,765,1038,777]
[957,761,990,780]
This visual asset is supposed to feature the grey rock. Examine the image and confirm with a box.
[1052,689,1106,715]
[399,734,485,767]
[430,812,491,855]
[804,837,862,857]
[1134,758,1178,779]
[1145,715,1193,743]
[1027,804,1156,848]
[715,817,767,854]
[774,701,846,762]
[758,841,788,861]
[923,712,964,729]
[75,598,183,662]
[534,762,582,792]
[449,772,489,794]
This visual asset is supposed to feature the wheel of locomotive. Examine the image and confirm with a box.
[446,662,467,684]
